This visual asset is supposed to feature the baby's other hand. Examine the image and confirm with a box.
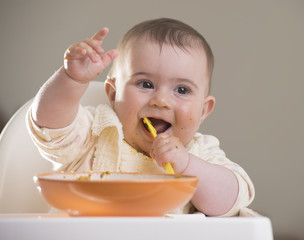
[150,134,190,173]
[63,28,119,83]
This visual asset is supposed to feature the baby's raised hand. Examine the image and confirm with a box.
[150,134,190,174]
[63,28,119,83]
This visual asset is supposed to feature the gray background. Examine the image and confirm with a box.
[1,0,303,239]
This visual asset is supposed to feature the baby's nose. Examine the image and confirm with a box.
[149,90,172,109]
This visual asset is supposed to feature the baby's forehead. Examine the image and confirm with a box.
[122,38,207,70]
[125,37,207,55]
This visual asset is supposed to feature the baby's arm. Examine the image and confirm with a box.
[182,153,239,216]
[31,28,118,128]
[151,134,248,216]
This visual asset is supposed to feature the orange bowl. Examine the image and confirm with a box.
[34,172,198,217]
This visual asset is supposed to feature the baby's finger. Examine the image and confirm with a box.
[99,49,119,68]
[77,42,100,62]
[83,38,104,55]
[153,134,181,155]
[154,133,170,146]
[154,141,172,156]
[92,27,109,43]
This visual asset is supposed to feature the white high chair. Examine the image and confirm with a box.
[0,81,108,213]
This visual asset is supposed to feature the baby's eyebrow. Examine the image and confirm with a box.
[174,77,199,90]
[130,72,152,78]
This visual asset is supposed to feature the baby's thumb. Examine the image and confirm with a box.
[100,49,119,69]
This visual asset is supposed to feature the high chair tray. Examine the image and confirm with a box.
[0,213,273,240]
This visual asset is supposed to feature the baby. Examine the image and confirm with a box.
[27,18,254,216]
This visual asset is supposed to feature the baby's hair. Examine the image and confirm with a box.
[108,18,214,89]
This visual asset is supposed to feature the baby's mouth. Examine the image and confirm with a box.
[142,117,171,135]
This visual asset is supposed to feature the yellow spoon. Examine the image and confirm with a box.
[143,117,175,174]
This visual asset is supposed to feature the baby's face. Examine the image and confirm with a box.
[109,39,214,155]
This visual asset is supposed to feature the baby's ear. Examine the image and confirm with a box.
[105,77,116,105]
[200,96,215,124]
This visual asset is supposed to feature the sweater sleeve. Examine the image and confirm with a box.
[188,133,255,217]
[26,104,96,171]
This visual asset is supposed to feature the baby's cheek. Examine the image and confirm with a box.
[178,108,197,129]
[177,111,200,144]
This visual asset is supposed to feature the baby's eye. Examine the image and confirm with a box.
[175,86,190,95]
[137,80,154,89]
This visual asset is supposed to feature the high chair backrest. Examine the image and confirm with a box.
[0,81,108,213]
